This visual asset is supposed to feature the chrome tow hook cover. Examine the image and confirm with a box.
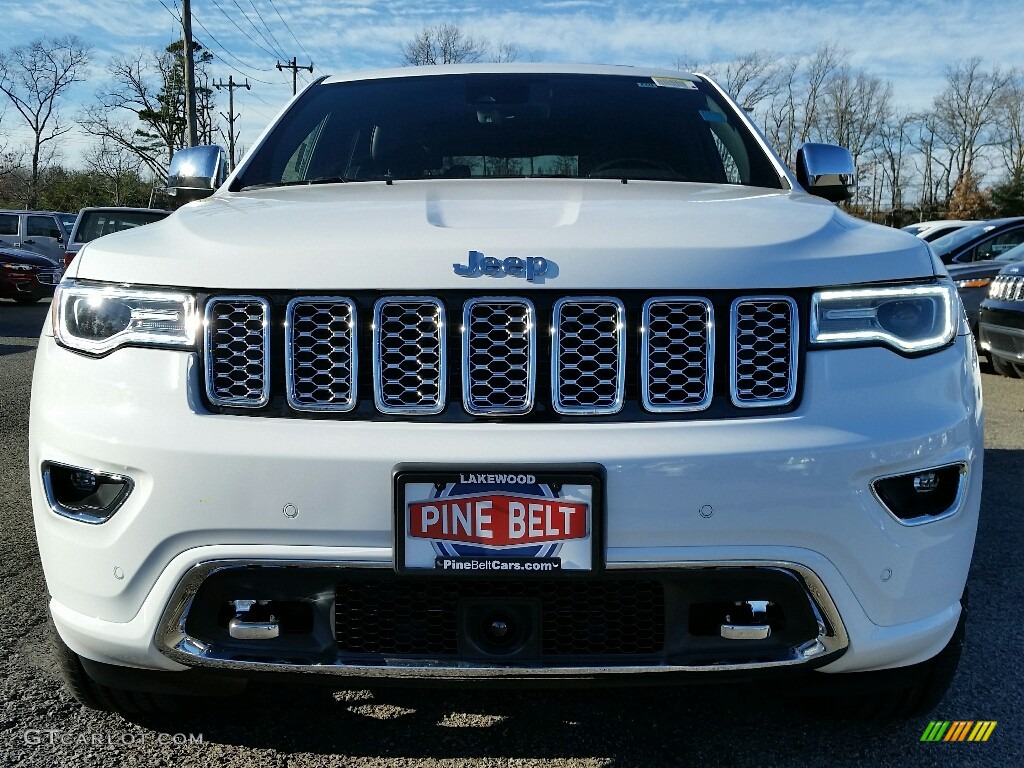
[227,599,280,640]
[720,600,772,640]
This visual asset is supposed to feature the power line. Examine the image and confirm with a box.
[208,0,279,60]
[197,41,279,85]
[229,0,287,60]
[266,0,315,67]
[243,0,290,60]
[156,0,180,23]
[157,0,277,80]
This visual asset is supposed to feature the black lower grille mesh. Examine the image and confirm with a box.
[335,578,665,657]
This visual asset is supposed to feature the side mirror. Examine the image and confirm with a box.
[795,143,856,202]
[167,145,227,202]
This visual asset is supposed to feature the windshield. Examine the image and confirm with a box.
[994,241,1024,262]
[73,210,170,244]
[234,73,784,190]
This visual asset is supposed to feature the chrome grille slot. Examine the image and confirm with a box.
[642,298,714,412]
[204,296,271,408]
[994,275,1024,301]
[37,269,61,286]
[552,297,625,414]
[285,298,357,411]
[373,298,446,414]
[731,297,798,407]
[463,298,536,415]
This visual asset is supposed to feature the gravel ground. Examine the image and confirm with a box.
[2,298,1021,767]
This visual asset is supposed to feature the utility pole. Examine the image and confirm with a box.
[214,75,251,170]
[181,0,199,147]
[277,57,313,96]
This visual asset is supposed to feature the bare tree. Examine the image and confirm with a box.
[706,50,785,113]
[0,35,90,207]
[993,71,1024,182]
[402,22,518,66]
[877,109,915,215]
[799,43,845,145]
[81,41,217,180]
[759,44,845,166]
[909,110,953,215]
[932,58,1012,189]
[814,67,892,163]
[83,138,145,206]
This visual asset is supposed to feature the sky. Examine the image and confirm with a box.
[1,0,1022,169]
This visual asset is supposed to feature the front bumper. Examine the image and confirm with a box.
[31,332,983,678]
[979,305,1024,364]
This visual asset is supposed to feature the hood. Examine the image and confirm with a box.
[72,180,935,290]
[999,260,1024,277]
[946,260,1020,280]
[0,247,59,268]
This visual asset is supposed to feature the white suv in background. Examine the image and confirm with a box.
[0,209,68,265]
[31,64,982,719]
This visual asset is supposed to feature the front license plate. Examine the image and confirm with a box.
[395,468,601,573]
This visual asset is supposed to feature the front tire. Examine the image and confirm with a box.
[12,293,41,304]
[991,355,1020,378]
[799,598,966,720]
[49,621,192,718]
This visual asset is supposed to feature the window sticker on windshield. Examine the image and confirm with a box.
[700,110,727,123]
[652,77,697,90]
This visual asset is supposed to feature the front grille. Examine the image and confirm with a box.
[285,298,357,411]
[552,297,625,414]
[991,274,1024,302]
[373,298,446,414]
[201,292,803,419]
[730,297,798,407]
[335,578,664,658]
[463,298,536,415]
[642,298,714,412]
[205,296,271,407]
[36,269,61,286]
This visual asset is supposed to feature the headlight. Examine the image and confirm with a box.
[54,281,198,355]
[954,277,991,289]
[810,282,957,354]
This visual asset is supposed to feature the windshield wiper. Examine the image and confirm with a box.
[239,175,353,191]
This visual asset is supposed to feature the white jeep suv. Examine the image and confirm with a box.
[30,64,982,718]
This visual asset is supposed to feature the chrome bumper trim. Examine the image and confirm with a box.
[156,558,848,677]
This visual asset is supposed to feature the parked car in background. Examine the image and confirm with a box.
[0,246,62,303]
[978,260,1024,377]
[930,217,1024,265]
[56,212,78,232]
[901,219,978,242]
[64,207,172,267]
[0,210,69,265]
[948,243,1024,340]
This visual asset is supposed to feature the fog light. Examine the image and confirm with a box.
[69,469,98,493]
[871,463,966,524]
[912,471,940,493]
[42,462,134,524]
